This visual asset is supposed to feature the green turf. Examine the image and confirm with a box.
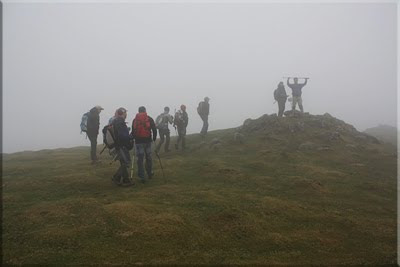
[2,115,397,265]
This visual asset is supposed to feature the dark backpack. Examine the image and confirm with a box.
[134,113,151,138]
[273,89,279,101]
[80,112,89,133]
[197,102,204,115]
[102,124,116,149]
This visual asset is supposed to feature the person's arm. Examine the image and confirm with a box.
[286,78,291,87]
[150,117,157,141]
[302,78,308,86]
[185,113,189,127]
[168,114,173,124]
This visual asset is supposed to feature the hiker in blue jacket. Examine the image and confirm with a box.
[112,107,134,186]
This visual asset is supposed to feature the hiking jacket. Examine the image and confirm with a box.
[156,112,173,130]
[198,101,210,116]
[131,114,157,144]
[87,107,100,137]
[174,110,189,128]
[276,87,288,101]
[113,117,133,150]
[287,81,307,97]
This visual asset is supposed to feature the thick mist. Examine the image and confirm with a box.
[3,2,397,153]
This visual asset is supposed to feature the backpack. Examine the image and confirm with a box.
[102,124,116,149]
[174,111,185,126]
[273,89,279,101]
[80,112,89,133]
[197,102,204,115]
[155,114,164,129]
[134,113,151,138]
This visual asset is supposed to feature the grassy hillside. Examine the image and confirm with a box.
[2,113,397,265]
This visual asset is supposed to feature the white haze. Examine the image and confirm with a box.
[3,2,397,153]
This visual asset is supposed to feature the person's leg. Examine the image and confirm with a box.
[278,101,284,117]
[136,143,145,182]
[204,116,209,134]
[176,127,182,149]
[298,96,304,113]
[165,130,171,152]
[200,115,206,135]
[144,142,153,178]
[292,96,297,111]
[88,134,97,161]
[156,129,165,152]
[182,127,187,149]
[119,147,132,184]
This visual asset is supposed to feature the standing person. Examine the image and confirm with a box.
[287,77,308,113]
[131,106,157,183]
[174,105,189,150]
[197,97,210,138]
[112,107,134,186]
[155,107,174,153]
[87,105,104,164]
[273,82,288,117]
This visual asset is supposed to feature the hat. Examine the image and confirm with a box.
[138,106,146,113]
[95,105,104,111]
[204,97,210,101]
[116,107,127,115]
[180,104,186,111]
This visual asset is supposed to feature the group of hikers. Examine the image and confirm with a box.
[81,77,308,187]
[274,77,309,117]
[81,97,211,186]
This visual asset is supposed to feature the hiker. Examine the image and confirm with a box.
[155,107,174,153]
[87,105,103,164]
[108,109,119,125]
[112,107,134,186]
[287,77,308,113]
[131,106,157,183]
[274,82,288,117]
[174,105,189,150]
[197,97,210,138]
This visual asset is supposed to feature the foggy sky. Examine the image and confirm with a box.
[3,2,397,153]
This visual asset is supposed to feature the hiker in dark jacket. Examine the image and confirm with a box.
[274,82,288,117]
[197,97,210,138]
[155,107,174,153]
[112,107,134,186]
[131,106,157,183]
[87,105,103,164]
[174,105,189,150]
[287,77,308,113]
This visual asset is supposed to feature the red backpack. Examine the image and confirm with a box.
[133,113,151,138]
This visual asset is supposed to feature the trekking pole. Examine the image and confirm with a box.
[130,139,136,180]
[99,145,107,155]
[153,141,165,179]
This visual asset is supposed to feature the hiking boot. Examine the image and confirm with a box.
[120,181,134,187]
[139,178,146,184]
[112,176,122,185]
[175,144,179,150]
[148,172,154,179]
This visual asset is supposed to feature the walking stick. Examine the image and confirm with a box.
[99,144,107,155]
[153,141,165,179]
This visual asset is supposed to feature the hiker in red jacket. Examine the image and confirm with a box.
[131,106,157,183]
